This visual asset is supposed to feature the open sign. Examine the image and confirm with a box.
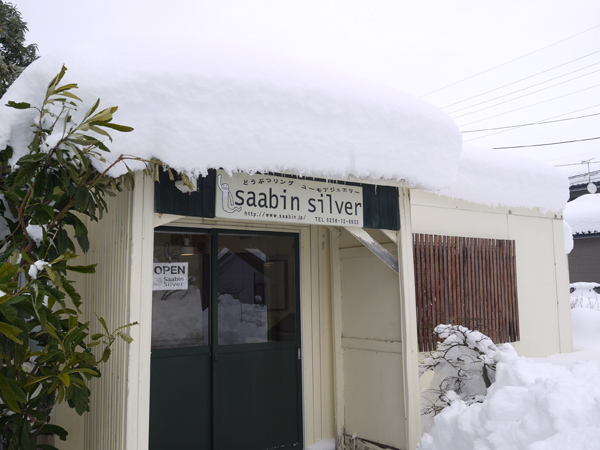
[153,262,188,291]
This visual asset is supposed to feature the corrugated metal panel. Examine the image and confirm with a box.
[82,189,133,450]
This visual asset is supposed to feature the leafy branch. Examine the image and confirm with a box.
[0,66,163,450]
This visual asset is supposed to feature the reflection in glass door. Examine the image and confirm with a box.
[151,232,210,349]
[149,229,302,450]
[149,231,212,450]
[217,233,297,345]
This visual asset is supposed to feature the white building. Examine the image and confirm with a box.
[0,39,572,450]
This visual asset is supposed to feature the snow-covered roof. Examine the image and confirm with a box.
[558,163,600,188]
[0,38,568,212]
[0,38,461,191]
[565,194,600,235]
[435,145,568,213]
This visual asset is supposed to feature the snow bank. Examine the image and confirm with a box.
[570,283,600,311]
[0,37,461,191]
[420,324,518,432]
[435,145,569,214]
[572,307,600,350]
[419,307,600,450]
[564,194,600,235]
[420,355,600,450]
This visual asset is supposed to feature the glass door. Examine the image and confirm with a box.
[214,233,302,450]
[149,229,302,450]
[149,231,212,449]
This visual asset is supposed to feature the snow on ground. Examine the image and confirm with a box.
[570,282,600,310]
[419,306,600,450]
[0,37,568,213]
[564,194,600,235]
[306,438,335,450]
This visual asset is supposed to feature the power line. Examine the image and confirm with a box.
[453,69,600,119]
[462,110,600,133]
[420,23,600,98]
[463,103,600,142]
[556,161,600,167]
[458,82,600,128]
[447,61,600,116]
[493,136,600,149]
[442,50,600,110]
[451,68,600,119]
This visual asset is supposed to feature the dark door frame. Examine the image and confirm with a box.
[151,226,303,450]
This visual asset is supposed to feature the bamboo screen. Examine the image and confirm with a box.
[413,234,519,352]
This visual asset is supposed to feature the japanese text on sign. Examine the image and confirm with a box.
[215,170,363,227]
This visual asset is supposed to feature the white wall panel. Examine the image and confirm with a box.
[338,245,406,449]
[411,190,571,358]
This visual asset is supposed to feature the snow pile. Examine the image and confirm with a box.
[571,307,600,353]
[419,308,600,450]
[0,37,461,191]
[570,282,600,310]
[420,324,517,431]
[419,358,600,450]
[435,145,569,214]
[564,194,600,235]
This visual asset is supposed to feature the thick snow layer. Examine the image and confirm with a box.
[419,307,600,450]
[0,37,461,191]
[564,194,600,235]
[0,38,570,211]
[435,145,569,214]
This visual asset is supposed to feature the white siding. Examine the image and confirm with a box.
[55,187,135,449]
[339,245,406,448]
[55,173,154,450]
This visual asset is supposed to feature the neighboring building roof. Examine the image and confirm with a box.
[569,181,600,202]
[562,163,600,189]
[565,194,600,235]
[0,37,568,213]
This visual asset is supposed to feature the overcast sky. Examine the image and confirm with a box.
[11,0,600,177]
